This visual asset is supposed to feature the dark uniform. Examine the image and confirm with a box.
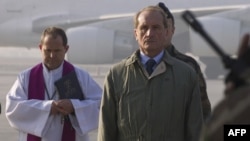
[200,84,250,141]
[167,45,212,121]
[200,33,250,140]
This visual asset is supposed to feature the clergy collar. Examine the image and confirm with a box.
[42,61,64,75]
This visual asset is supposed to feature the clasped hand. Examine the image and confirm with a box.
[50,99,74,116]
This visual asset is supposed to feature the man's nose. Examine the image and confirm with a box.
[50,52,55,58]
[146,28,154,36]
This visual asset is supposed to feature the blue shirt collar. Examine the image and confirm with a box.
[140,50,164,65]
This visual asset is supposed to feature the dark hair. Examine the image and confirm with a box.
[158,2,175,25]
[40,27,68,46]
[133,5,168,28]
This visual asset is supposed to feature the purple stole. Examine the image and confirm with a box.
[28,61,76,141]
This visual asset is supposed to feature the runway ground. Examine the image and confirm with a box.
[0,47,225,141]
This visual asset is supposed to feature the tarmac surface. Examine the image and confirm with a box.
[0,47,225,141]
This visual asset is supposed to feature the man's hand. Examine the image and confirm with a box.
[50,101,60,115]
[54,99,74,116]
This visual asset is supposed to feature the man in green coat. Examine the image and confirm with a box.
[98,6,203,141]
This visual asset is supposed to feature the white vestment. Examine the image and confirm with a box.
[6,62,102,141]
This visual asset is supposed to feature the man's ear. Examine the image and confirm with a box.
[65,45,69,53]
[134,29,138,41]
[165,28,169,36]
[172,26,176,34]
[39,44,42,50]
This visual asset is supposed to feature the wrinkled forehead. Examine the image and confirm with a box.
[137,10,164,26]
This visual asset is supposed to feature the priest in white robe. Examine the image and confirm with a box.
[5,26,102,141]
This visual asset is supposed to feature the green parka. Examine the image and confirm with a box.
[98,50,203,141]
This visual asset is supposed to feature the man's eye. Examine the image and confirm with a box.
[152,25,162,30]
[140,27,147,33]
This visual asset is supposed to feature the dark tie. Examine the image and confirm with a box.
[146,59,156,75]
